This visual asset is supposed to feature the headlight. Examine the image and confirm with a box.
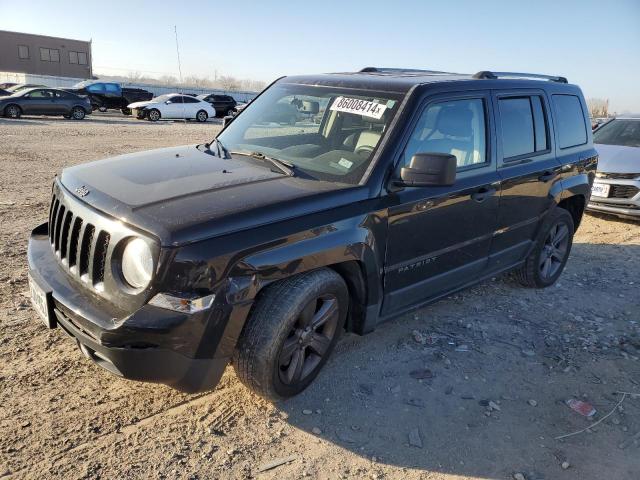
[121,238,153,289]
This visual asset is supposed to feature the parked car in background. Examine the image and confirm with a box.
[0,88,92,120]
[7,84,47,93]
[66,81,153,115]
[28,67,595,399]
[233,101,249,115]
[0,82,18,89]
[128,93,215,122]
[197,94,237,117]
[0,88,11,97]
[588,117,640,219]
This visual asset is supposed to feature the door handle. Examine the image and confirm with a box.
[538,171,559,182]
[471,187,496,202]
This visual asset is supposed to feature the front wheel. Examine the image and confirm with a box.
[4,104,21,119]
[233,268,348,400]
[514,208,574,288]
[147,109,161,122]
[196,110,208,122]
[71,107,86,120]
[121,107,131,115]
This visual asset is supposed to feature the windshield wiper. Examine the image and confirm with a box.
[229,151,295,177]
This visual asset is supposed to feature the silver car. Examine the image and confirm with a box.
[588,118,640,219]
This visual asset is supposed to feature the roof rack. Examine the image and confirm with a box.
[359,67,455,75]
[472,71,568,83]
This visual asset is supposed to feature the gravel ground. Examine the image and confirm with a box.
[1,114,639,480]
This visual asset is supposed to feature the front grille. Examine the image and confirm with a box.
[49,192,110,287]
[596,172,639,180]
[610,185,640,199]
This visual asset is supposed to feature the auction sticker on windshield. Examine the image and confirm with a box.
[330,97,388,119]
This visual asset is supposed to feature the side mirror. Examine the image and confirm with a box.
[165,100,171,104]
[222,115,234,128]
[398,153,457,187]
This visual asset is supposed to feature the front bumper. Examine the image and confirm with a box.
[587,177,640,219]
[27,222,230,392]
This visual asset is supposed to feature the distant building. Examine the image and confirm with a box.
[0,30,92,79]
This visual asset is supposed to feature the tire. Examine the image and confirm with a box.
[147,109,161,122]
[71,107,86,120]
[226,108,235,117]
[233,268,348,400]
[98,106,107,113]
[4,104,21,119]
[196,110,208,122]
[121,107,131,116]
[514,208,574,288]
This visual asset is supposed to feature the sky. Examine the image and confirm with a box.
[1,0,639,112]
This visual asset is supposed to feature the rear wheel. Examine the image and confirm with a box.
[4,104,21,119]
[121,107,131,115]
[147,109,161,122]
[71,107,86,120]
[233,268,348,400]
[514,208,574,288]
[196,110,208,122]
[226,108,235,117]
[98,106,107,113]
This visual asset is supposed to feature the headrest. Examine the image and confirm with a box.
[436,106,473,137]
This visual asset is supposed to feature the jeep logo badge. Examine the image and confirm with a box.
[75,185,90,197]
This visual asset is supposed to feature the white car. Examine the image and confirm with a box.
[128,94,215,122]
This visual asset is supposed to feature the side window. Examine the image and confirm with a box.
[182,96,198,103]
[498,96,548,159]
[403,98,487,169]
[18,45,29,59]
[28,90,53,98]
[553,95,587,149]
[104,84,120,93]
[87,83,105,93]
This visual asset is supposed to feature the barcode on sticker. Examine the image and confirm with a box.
[330,96,387,119]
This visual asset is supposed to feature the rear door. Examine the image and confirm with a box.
[383,92,500,315]
[487,89,561,271]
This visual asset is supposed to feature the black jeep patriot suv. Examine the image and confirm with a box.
[28,68,597,399]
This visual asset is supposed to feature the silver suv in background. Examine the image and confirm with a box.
[588,118,640,219]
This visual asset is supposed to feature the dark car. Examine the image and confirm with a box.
[1,88,92,120]
[66,81,153,115]
[197,93,237,117]
[28,68,596,400]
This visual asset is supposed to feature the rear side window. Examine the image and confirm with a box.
[553,95,587,148]
[498,96,548,159]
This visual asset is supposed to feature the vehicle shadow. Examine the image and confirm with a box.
[585,210,639,225]
[275,241,640,479]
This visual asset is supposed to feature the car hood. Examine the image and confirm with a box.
[60,145,360,246]
[595,143,640,174]
[127,100,157,109]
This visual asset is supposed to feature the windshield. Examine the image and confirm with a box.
[216,83,402,184]
[594,119,640,148]
[153,94,174,102]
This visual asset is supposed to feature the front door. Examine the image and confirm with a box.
[22,89,56,115]
[383,92,500,316]
[487,90,562,271]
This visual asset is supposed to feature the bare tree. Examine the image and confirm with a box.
[587,98,609,118]
[218,75,240,91]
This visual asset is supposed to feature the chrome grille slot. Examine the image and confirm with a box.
[49,198,60,245]
[54,205,66,253]
[79,224,95,278]
[60,210,73,261]
[68,217,83,268]
[92,231,110,286]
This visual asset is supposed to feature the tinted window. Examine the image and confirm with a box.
[553,95,587,148]
[104,84,119,93]
[87,83,105,93]
[499,98,534,158]
[184,96,199,103]
[27,90,53,98]
[593,119,640,148]
[531,96,548,151]
[403,98,487,169]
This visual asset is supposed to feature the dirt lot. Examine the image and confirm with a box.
[1,115,639,480]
